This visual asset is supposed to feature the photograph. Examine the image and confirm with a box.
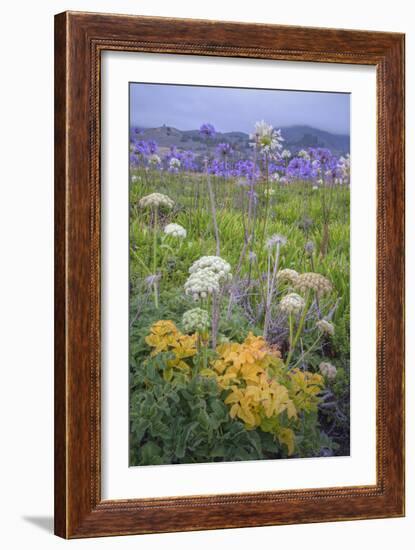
[128,83,351,466]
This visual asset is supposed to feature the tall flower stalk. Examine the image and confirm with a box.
[249,121,284,248]
[184,255,232,349]
[283,291,311,368]
[263,234,287,340]
[200,124,221,256]
[139,192,174,308]
[152,207,159,308]
[226,154,258,320]
[205,159,221,256]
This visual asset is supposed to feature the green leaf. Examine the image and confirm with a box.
[140,441,162,465]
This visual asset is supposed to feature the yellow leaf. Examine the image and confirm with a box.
[278,428,295,456]
[200,368,216,378]
[238,405,256,427]
[229,403,239,419]
[286,400,297,419]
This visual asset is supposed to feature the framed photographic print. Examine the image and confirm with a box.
[54,11,405,538]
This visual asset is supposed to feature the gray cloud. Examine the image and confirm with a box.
[130,83,350,135]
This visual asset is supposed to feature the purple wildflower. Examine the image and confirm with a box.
[216,142,232,159]
[199,123,216,139]
[147,140,158,154]
[286,156,319,180]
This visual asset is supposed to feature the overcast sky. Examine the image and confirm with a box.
[130,83,350,135]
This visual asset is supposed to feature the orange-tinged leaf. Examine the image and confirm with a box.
[229,403,239,419]
[278,428,295,456]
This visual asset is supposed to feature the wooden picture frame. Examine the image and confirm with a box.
[54,11,405,538]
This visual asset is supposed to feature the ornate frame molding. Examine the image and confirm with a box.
[55,11,405,538]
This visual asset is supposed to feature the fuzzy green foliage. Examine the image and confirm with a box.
[130,357,284,465]
[130,346,333,465]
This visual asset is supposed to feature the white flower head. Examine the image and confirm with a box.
[184,269,220,301]
[298,149,311,160]
[338,154,351,174]
[319,362,337,380]
[279,293,305,315]
[281,149,291,159]
[266,234,287,250]
[189,256,232,283]
[164,223,187,239]
[169,157,181,170]
[182,308,210,333]
[295,272,332,297]
[277,268,299,285]
[148,154,161,166]
[139,192,174,210]
[316,319,335,336]
[250,120,284,154]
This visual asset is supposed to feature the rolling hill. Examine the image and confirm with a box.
[131,124,350,157]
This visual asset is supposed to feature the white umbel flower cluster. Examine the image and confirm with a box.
[279,293,305,315]
[164,223,187,239]
[184,269,220,301]
[185,256,232,301]
[319,362,337,380]
[182,308,210,333]
[281,149,291,159]
[277,268,299,285]
[169,157,181,171]
[189,256,232,283]
[139,193,174,210]
[316,319,335,336]
[148,154,161,166]
[295,272,332,297]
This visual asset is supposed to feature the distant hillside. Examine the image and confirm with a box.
[131,124,350,156]
[280,126,350,154]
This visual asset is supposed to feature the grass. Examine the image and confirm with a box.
[130,169,350,326]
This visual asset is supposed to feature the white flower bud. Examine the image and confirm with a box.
[139,193,174,210]
[279,293,305,315]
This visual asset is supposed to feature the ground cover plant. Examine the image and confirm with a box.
[129,92,350,466]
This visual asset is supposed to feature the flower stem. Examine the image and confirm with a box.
[211,291,220,349]
[205,160,220,256]
[263,242,281,340]
[285,291,311,368]
[291,334,322,370]
[289,312,294,349]
[152,207,159,309]
[261,155,270,245]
